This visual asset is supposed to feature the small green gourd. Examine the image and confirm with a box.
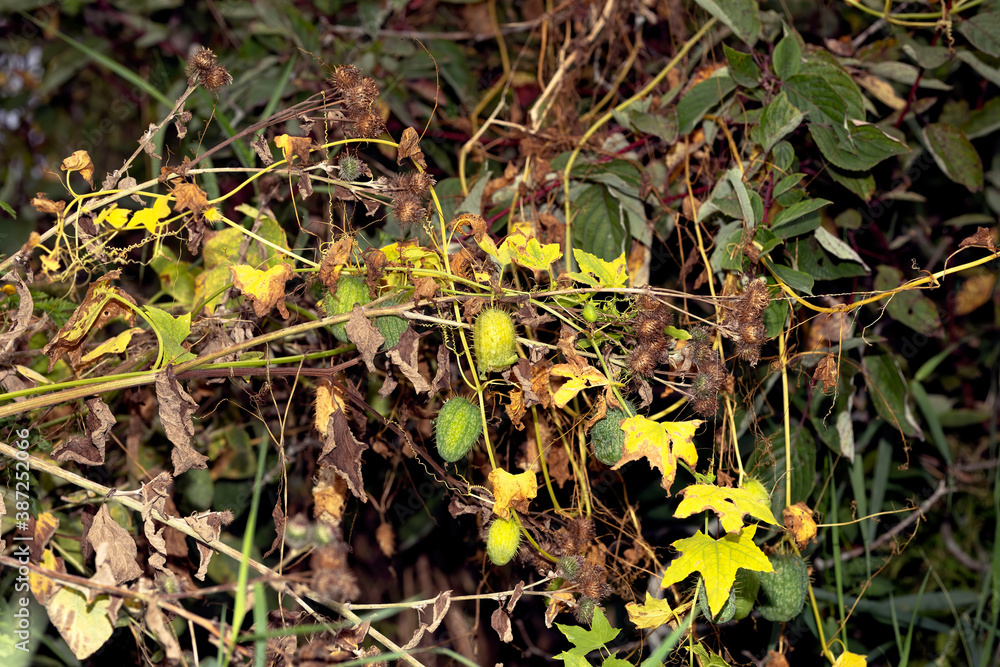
[486,516,521,565]
[474,308,518,375]
[589,399,636,465]
[757,553,809,622]
[324,276,370,343]
[434,397,482,462]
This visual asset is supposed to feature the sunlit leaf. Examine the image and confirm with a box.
[613,416,702,494]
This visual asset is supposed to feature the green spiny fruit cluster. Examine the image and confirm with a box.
[589,399,636,465]
[324,276,370,343]
[757,553,809,622]
[434,397,482,462]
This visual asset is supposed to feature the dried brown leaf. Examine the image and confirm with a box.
[52,397,114,465]
[155,369,208,475]
[491,607,513,643]
[397,127,427,169]
[958,226,997,250]
[61,150,94,187]
[0,271,33,359]
[88,505,143,584]
[345,304,385,372]
[320,237,354,291]
[386,327,430,393]
[318,408,370,501]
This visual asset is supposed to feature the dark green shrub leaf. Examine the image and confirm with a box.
[677,75,737,134]
[772,31,802,79]
[770,263,814,295]
[923,122,984,192]
[863,350,923,438]
[757,90,806,154]
[874,265,944,337]
[724,44,761,87]
[958,11,1000,57]
[573,184,628,262]
[694,0,761,45]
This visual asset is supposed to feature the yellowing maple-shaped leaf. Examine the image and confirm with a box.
[612,415,701,494]
[488,468,537,519]
[95,204,131,229]
[129,195,172,233]
[507,235,562,271]
[569,248,628,288]
[674,483,780,534]
[549,363,609,408]
[626,593,682,630]
[833,651,868,667]
[661,525,773,618]
[381,241,442,270]
[229,263,294,318]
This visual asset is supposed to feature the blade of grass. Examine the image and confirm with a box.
[22,12,173,108]
[897,571,931,667]
[225,430,271,665]
[640,610,693,667]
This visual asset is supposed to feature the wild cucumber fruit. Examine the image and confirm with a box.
[474,308,517,375]
[582,301,598,323]
[324,276,370,343]
[434,397,482,462]
[697,569,759,623]
[697,578,737,623]
[486,516,521,565]
[374,291,410,349]
[731,568,760,620]
[589,399,636,465]
[757,553,809,622]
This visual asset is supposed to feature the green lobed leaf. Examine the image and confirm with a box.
[555,607,620,657]
[144,306,197,365]
[922,122,984,192]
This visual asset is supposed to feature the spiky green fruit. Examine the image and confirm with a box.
[697,568,760,623]
[474,308,517,375]
[486,516,521,565]
[324,276,370,343]
[589,399,636,465]
[582,301,598,323]
[757,553,809,622]
[434,397,482,462]
[374,291,410,350]
[731,568,760,620]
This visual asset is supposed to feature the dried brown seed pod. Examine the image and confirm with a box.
[187,47,217,76]
[202,65,232,91]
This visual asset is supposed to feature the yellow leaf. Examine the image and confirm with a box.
[569,249,629,288]
[128,195,171,233]
[80,327,143,363]
[508,236,562,271]
[95,204,131,229]
[488,468,537,519]
[229,263,294,319]
[476,234,511,267]
[40,253,61,273]
[833,651,868,667]
[626,593,680,630]
[45,585,115,659]
[674,483,779,534]
[660,525,773,618]
[549,363,609,408]
[613,416,701,494]
[954,272,996,315]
